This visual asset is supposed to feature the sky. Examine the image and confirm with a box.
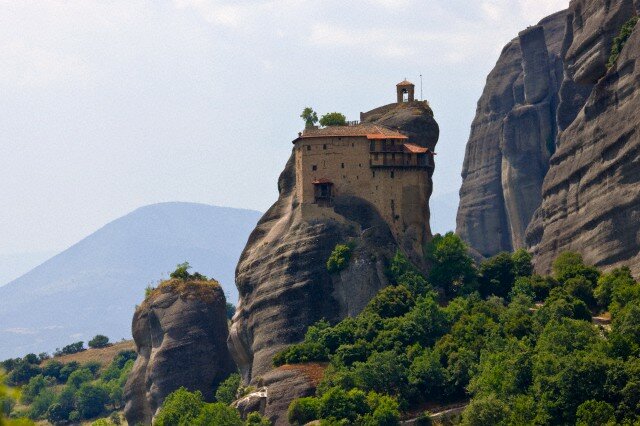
[0,0,569,258]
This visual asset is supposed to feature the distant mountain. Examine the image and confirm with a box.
[0,202,261,359]
[0,251,56,287]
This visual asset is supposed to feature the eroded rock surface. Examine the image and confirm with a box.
[456,11,568,256]
[123,279,235,425]
[228,102,438,425]
[529,18,640,276]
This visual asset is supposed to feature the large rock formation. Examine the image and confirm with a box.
[228,101,438,425]
[456,11,568,257]
[528,3,640,276]
[124,279,236,425]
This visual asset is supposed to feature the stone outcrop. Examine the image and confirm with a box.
[528,7,640,276]
[123,279,236,425]
[456,11,568,257]
[228,102,438,425]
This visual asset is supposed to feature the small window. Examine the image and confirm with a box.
[312,165,317,171]
[341,163,345,169]
[323,144,327,150]
[374,153,379,161]
[370,141,376,151]
[391,171,395,178]
[372,171,376,178]
[359,163,362,168]
[307,145,311,151]
[352,143,354,147]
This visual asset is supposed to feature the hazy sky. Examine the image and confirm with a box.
[0,0,568,256]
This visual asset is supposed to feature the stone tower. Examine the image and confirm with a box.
[397,80,415,103]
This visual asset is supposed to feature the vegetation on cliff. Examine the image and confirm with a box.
[277,234,640,425]
[607,16,639,69]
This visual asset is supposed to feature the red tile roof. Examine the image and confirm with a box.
[396,79,414,86]
[403,143,431,154]
[295,124,407,142]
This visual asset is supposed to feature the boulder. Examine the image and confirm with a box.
[123,279,236,425]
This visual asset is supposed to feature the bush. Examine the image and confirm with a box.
[41,361,63,381]
[289,397,321,425]
[155,387,204,426]
[58,362,80,383]
[607,16,639,68]
[226,303,236,320]
[552,252,599,285]
[479,253,515,299]
[55,342,85,356]
[76,383,110,419]
[425,232,477,297]
[28,388,55,419]
[88,335,110,349]
[67,368,93,388]
[460,394,509,426]
[319,112,347,127]
[327,243,354,274]
[245,412,271,425]
[170,261,208,281]
[575,400,615,426]
[216,373,241,405]
[365,286,414,319]
[273,342,329,366]
[192,402,242,426]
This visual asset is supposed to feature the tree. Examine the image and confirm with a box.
[575,400,615,426]
[425,232,477,297]
[215,373,241,405]
[288,397,321,425]
[300,107,318,128]
[479,253,515,299]
[155,387,204,426]
[169,262,208,281]
[88,335,110,349]
[511,249,533,277]
[226,303,236,320]
[460,394,509,426]
[67,368,93,389]
[552,252,599,285]
[327,243,355,274]
[76,383,110,419]
[319,112,347,127]
[192,403,242,426]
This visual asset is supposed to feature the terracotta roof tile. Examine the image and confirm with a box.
[403,143,430,154]
[396,79,414,86]
[296,124,407,141]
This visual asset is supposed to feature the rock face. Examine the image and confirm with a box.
[228,101,438,425]
[529,6,640,276]
[124,279,236,425]
[456,11,568,257]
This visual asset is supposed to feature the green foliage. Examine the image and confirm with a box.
[215,373,241,405]
[88,335,110,349]
[55,341,85,357]
[170,261,209,281]
[273,342,329,366]
[76,382,109,419]
[425,232,477,297]
[67,368,94,389]
[301,107,319,128]
[364,286,415,319]
[575,400,616,426]
[460,394,509,426]
[479,252,516,299]
[289,396,321,425]
[226,303,236,320]
[192,402,243,426]
[327,243,355,274]
[244,411,272,425]
[28,388,55,419]
[155,387,204,426]
[511,249,533,277]
[552,252,599,285]
[388,251,433,297]
[319,112,347,127]
[607,16,639,69]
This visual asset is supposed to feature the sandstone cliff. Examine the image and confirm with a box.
[228,101,438,425]
[456,11,568,257]
[124,279,235,425]
[528,1,640,276]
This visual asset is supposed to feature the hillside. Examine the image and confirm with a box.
[0,202,261,359]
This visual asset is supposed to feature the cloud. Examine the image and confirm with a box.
[3,327,37,335]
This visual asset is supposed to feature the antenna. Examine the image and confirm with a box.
[420,74,423,100]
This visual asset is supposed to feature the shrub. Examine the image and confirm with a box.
[511,249,533,277]
[327,243,355,274]
[552,252,599,285]
[479,252,516,299]
[192,402,242,426]
[170,261,208,281]
[289,397,321,425]
[425,232,477,297]
[607,16,639,68]
[460,394,509,426]
[245,411,272,425]
[361,393,400,426]
[364,286,414,319]
[88,335,110,349]
[575,400,615,426]
[226,303,236,320]
[55,342,85,356]
[155,387,204,426]
[66,368,93,388]
[301,107,319,128]
[273,342,329,366]
[41,361,63,381]
[58,361,80,383]
[216,373,241,405]
[76,383,109,419]
[319,112,347,127]
[28,388,55,419]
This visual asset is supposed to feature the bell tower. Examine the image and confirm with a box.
[396,79,415,103]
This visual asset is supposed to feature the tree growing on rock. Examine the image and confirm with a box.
[300,107,318,128]
[319,112,347,127]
